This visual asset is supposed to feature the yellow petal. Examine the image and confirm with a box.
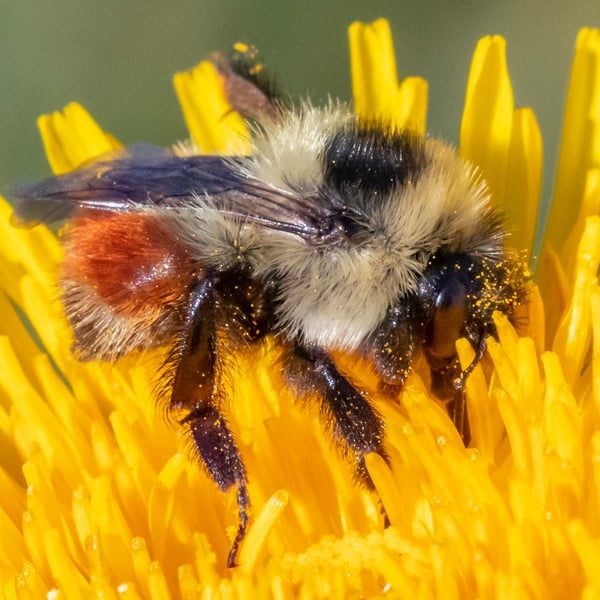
[542,352,581,470]
[349,18,428,133]
[505,108,543,260]
[37,102,122,175]
[238,489,288,573]
[173,60,251,155]
[552,215,600,385]
[546,28,600,253]
[591,289,600,417]
[349,18,398,118]
[458,337,504,461]
[561,168,600,271]
[568,520,600,589]
[460,36,514,209]
[392,77,429,136]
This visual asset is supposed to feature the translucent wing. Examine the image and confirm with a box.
[10,144,331,241]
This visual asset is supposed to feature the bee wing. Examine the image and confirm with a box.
[10,144,327,240]
[11,145,245,222]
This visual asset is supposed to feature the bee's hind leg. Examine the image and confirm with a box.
[169,276,249,567]
[182,405,249,567]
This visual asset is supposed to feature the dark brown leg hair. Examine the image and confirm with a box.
[169,276,249,567]
[285,343,388,484]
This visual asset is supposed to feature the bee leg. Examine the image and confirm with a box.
[428,352,473,443]
[367,302,420,387]
[429,357,466,437]
[422,275,474,442]
[182,405,248,567]
[170,277,248,567]
[428,329,488,444]
[289,344,387,485]
[447,332,488,444]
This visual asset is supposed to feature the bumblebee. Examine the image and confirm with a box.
[12,48,528,565]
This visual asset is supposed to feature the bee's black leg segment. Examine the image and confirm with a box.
[169,276,219,409]
[170,276,248,567]
[445,376,468,443]
[228,484,250,567]
[458,332,488,388]
[290,345,387,485]
[184,404,247,496]
[183,405,248,567]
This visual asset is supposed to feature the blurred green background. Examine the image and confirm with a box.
[1,0,599,209]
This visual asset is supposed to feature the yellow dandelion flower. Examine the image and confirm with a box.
[2,16,600,599]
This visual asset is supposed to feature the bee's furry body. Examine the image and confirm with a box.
[241,105,502,350]
[12,55,527,567]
